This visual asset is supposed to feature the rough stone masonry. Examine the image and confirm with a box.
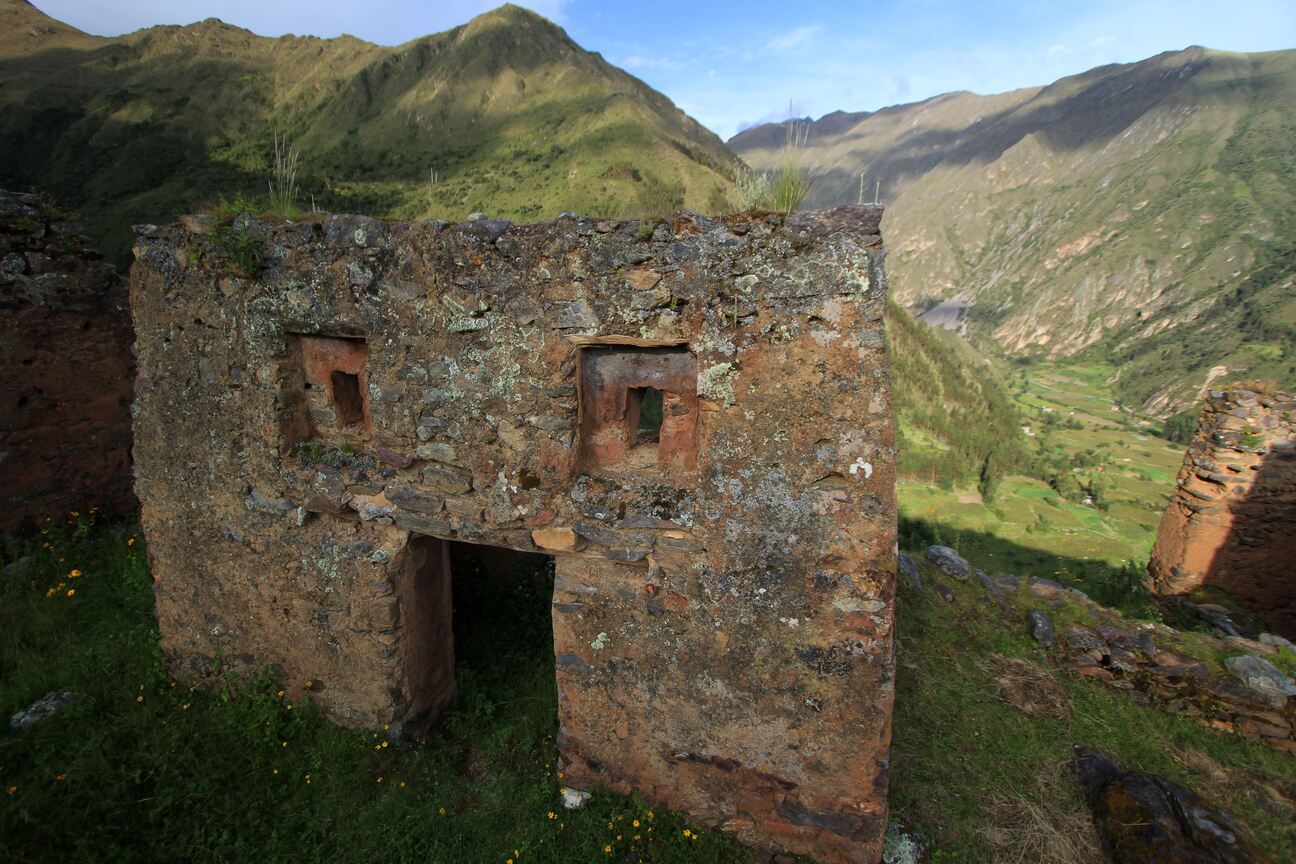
[0,189,134,533]
[1148,387,1296,639]
[130,205,897,864]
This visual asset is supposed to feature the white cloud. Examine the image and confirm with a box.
[621,55,683,71]
[764,24,820,52]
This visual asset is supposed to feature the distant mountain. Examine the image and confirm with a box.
[0,1,740,265]
[731,47,1296,415]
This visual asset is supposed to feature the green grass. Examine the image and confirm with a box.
[0,518,747,864]
[0,5,741,268]
[6,516,1295,862]
[891,568,1296,862]
[898,359,1190,583]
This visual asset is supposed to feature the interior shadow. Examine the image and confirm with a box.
[439,542,558,748]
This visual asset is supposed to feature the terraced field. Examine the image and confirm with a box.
[899,361,1188,579]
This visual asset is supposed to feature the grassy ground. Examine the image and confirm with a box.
[891,566,1296,863]
[5,517,1295,862]
[1,517,743,864]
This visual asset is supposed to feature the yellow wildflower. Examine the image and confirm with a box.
[439,807,446,816]
[182,703,190,710]
[66,589,75,597]
[127,537,136,546]
[69,569,81,578]
[135,695,143,703]
[603,846,611,855]
[6,786,16,795]
[632,819,640,828]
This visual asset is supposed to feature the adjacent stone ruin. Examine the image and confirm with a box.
[0,189,134,533]
[1148,387,1296,639]
[130,206,897,864]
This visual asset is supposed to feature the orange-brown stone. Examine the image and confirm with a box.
[1148,388,1296,638]
[130,206,896,864]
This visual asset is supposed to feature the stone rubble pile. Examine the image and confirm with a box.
[902,546,1296,753]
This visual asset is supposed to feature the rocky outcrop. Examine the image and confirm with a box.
[901,550,1296,754]
[130,206,896,864]
[0,189,134,533]
[1073,746,1272,863]
[1148,388,1296,639]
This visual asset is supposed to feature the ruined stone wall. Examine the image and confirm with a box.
[130,206,896,864]
[0,189,134,533]
[1148,388,1296,638]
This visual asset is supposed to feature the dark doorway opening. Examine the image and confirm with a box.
[405,538,557,747]
[449,542,555,678]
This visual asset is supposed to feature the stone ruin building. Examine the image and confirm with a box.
[130,205,896,864]
[1149,387,1296,639]
[0,188,134,533]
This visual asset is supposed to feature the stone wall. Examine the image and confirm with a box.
[0,189,134,533]
[130,206,897,864]
[1148,388,1296,638]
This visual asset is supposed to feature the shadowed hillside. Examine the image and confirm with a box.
[888,300,1027,494]
[0,1,740,266]
[732,47,1296,416]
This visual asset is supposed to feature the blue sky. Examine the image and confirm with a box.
[33,1,1296,139]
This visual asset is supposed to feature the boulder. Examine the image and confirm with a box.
[897,553,922,593]
[1224,655,1296,699]
[924,545,969,580]
[1072,745,1272,864]
[1027,610,1056,647]
[9,690,80,731]
[1066,626,1106,654]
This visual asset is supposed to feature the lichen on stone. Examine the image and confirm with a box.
[698,362,738,406]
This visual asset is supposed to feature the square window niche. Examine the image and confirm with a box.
[578,345,697,480]
[280,334,372,450]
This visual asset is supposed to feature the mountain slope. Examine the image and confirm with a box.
[0,1,740,265]
[887,301,1026,493]
[731,47,1296,415]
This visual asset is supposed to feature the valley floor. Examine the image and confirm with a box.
[900,360,1187,581]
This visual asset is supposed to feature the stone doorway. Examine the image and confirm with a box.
[400,536,556,736]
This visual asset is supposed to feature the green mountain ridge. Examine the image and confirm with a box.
[0,0,740,266]
[0,0,1030,490]
[731,46,1296,416]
